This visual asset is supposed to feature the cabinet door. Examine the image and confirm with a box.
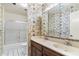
[31,46,36,56]
[31,41,42,56]
[35,48,42,56]
[31,45,42,56]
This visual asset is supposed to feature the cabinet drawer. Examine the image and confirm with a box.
[31,40,42,51]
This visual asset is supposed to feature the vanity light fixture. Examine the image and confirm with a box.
[19,3,28,8]
[12,3,16,5]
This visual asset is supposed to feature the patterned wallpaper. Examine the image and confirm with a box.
[42,12,48,36]
[27,3,42,37]
[27,3,79,40]
[26,3,70,38]
[27,3,71,38]
[27,3,42,55]
[59,4,70,38]
[43,3,70,38]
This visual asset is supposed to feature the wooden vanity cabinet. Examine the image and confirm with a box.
[31,40,43,56]
[31,40,64,56]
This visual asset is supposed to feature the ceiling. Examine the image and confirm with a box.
[2,3,27,16]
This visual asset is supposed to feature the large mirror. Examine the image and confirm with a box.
[47,3,79,40]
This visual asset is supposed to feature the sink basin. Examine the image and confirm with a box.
[53,43,79,54]
[53,43,67,50]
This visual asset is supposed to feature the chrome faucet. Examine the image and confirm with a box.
[65,40,72,46]
[44,37,49,40]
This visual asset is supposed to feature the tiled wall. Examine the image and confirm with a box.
[0,4,3,55]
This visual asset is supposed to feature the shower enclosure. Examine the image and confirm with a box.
[3,20,28,56]
[0,3,28,56]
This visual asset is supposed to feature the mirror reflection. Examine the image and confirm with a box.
[45,3,79,40]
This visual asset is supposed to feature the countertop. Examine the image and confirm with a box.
[31,36,79,56]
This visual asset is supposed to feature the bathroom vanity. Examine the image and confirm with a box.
[31,40,63,56]
[31,36,79,56]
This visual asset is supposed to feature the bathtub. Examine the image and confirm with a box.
[2,42,28,56]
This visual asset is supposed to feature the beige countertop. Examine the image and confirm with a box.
[31,36,79,56]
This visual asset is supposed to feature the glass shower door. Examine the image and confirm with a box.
[4,19,28,56]
[0,4,4,56]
